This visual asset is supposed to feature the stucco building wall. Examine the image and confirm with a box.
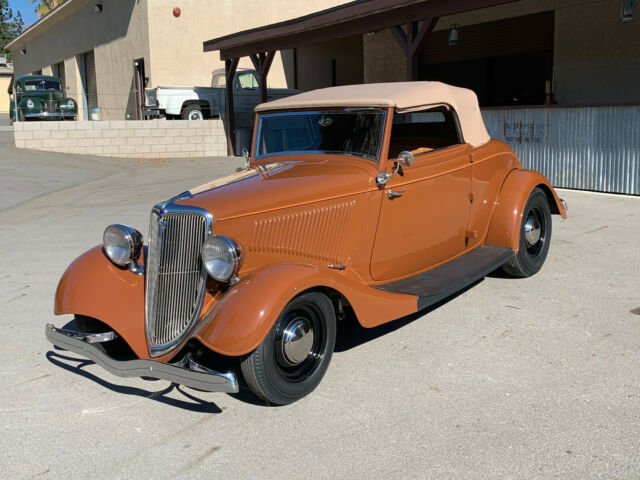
[146,0,346,89]
[9,0,150,121]
[0,73,12,113]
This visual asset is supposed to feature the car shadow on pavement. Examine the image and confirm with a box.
[334,279,482,353]
[45,350,224,413]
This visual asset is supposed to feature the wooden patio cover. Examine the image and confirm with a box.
[203,0,517,154]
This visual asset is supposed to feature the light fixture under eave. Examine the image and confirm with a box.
[448,23,460,46]
[621,0,636,21]
[20,49,26,55]
[94,3,103,12]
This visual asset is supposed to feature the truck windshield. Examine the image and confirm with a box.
[23,79,61,91]
[255,110,386,161]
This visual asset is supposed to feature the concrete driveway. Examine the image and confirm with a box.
[0,132,639,479]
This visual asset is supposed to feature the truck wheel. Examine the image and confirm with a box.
[18,109,24,122]
[240,292,336,405]
[182,105,204,120]
[502,187,552,278]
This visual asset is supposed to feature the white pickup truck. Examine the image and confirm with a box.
[144,68,300,126]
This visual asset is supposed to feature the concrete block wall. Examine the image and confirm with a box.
[12,119,229,158]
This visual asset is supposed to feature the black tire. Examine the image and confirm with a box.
[18,108,24,122]
[182,104,204,120]
[241,292,336,405]
[502,187,552,277]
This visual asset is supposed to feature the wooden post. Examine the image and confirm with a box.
[250,51,276,104]
[391,17,438,81]
[225,57,239,156]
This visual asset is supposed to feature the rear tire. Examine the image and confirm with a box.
[241,292,336,405]
[502,187,552,277]
[182,104,204,120]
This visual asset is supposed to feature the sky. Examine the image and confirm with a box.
[8,0,39,27]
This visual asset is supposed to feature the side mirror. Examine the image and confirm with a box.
[398,150,414,167]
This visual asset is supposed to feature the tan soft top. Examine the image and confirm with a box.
[255,82,490,148]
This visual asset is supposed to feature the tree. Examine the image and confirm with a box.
[28,0,64,18]
[0,0,24,61]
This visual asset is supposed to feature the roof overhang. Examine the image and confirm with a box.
[6,0,85,50]
[204,0,518,59]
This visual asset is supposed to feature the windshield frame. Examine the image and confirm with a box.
[253,108,388,163]
[22,79,62,91]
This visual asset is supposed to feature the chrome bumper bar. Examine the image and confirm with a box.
[45,324,239,393]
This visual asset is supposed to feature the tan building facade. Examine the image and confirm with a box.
[7,0,347,120]
[0,64,12,113]
[7,0,639,121]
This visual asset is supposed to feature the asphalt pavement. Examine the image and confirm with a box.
[0,131,639,479]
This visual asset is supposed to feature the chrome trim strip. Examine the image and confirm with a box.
[145,192,214,358]
[45,324,238,393]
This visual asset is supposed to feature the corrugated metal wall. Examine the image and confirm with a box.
[482,106,640,195]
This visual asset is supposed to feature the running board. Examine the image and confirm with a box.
[374,246,513,311]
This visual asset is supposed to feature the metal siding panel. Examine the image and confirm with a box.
[482,106,640,195]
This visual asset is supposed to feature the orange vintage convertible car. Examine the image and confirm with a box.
[47,82,567,405]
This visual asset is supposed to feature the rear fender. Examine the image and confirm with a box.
[54,246,149,359]
[485,169,567,253]
[196,263,417,357]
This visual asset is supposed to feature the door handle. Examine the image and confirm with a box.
[386,189,404,199]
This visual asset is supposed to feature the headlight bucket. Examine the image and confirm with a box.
[66,99,75,108]
[26,99,34,109]
[103,224,143,268]
[202,235,242,282]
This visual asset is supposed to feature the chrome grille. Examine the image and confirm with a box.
[46,99,56,112]
[146,210,207,351]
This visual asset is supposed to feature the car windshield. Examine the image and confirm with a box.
[255,110,386,161]
[23,79,61,91]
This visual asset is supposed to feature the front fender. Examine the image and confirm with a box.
[485,169,567,253]
[19,97,43,113]
[54,246,150,359]
[196,263,417,357]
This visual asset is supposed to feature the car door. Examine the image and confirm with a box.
[370,110,473,281]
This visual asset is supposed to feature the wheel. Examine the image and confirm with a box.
[502,187,552,277]
[241,292,336,405]
[18,109,24,122]
[182,104,204,120]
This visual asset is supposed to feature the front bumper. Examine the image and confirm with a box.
[45,324,239,393]
[25,112,76,119]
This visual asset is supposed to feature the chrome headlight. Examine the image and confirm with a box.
[26,99,34,108]
[103,224,143,267]
[67,99,75,108]
[202,235,242,282]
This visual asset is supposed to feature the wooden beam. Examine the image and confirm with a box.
[224,57,239,156]
[390,17,439,81]
[203,0,517,59]
[249,51,276,103]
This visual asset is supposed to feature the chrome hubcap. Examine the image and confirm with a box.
[524,216,541,246]
[280,318,314,365]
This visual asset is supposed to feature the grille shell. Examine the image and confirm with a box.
[145,204,212,356]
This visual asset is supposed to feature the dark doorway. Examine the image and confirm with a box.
[419,11,554,107]
[84,51,98,114]
[133,58,145,120]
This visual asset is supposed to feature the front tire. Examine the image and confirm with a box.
[241,292,336,405]
[502,187,552,277]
